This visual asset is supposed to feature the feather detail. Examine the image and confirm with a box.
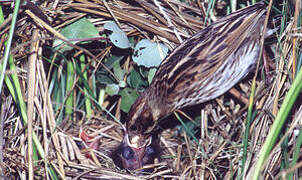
[126,3,268,142]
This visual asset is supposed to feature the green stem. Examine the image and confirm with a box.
[80,55,92,119]
[253,67,302,179]
[65,61,74,120]
[0,0,21,95]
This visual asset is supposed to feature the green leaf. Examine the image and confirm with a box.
[128,68,148,89]
[53,18,100,52]
[179,120,199,135]
[104,21,130,49]
[119,80,126,88]
[105,55,124,69]
[132,39,169,68]
[148,68,157,84]
[96,55,124,85]
[119,88,139,112]
[96,72,116,85]
[105,84,120,96]
[113,60,125,81]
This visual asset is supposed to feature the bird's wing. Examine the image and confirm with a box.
[150,2,266,110]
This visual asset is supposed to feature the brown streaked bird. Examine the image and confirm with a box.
[112,2,277,171]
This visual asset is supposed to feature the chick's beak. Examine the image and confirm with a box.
[118,134,154,170]
[111,135,158,171]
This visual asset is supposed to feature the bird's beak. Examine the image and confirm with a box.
[125,134,152,149]
[112,134,158,171]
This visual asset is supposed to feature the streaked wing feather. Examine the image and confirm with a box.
[150,3,266,110]
[125,2,269,142]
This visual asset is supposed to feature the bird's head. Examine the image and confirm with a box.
[113,134,157,171]
[112,93,164,171]
[111,129,160,171]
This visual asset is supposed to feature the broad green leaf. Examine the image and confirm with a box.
[128,68,148,89]
[96,73,116,85]
[105,55,124,69]
[132,39,169,68]
[96,55,124,85]
[119,88,139,112]
[113,60,125,81]
[148,68,157,84]
[106,84,120,96]
[104,21,130,49]
[53,18,100,52]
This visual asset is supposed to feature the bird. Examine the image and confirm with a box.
[112,2,277,171]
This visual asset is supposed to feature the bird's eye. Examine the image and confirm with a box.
[142,146,156,164]
[145,146,155,155]
[122,146,134,160]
